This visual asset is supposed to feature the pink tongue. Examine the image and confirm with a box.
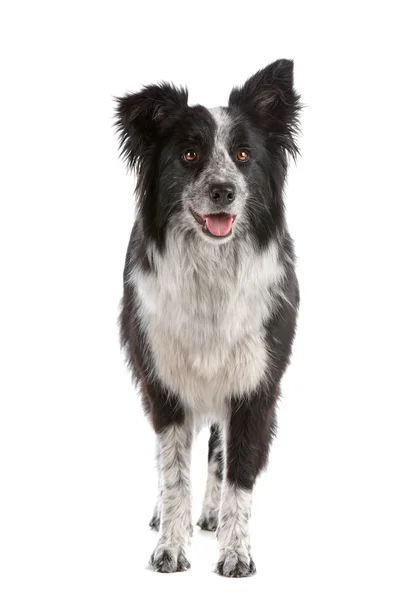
[205,214,234,236]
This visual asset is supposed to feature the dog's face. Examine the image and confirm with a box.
[116,59,300,249]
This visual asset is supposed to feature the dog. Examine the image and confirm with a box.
[115,58,301,577]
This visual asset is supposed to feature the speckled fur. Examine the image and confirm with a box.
[197,424,223,531]
[149,423,193,573]
[132,231,284,416]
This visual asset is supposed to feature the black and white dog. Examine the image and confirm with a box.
[115,59,301,577]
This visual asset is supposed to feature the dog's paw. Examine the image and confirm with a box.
[149,545,190,573]
[216,549,256,578]
[197,509,218,532]
[149,513,160,531]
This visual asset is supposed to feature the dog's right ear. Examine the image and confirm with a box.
[115,83,188,170]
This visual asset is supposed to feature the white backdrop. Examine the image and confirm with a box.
[1,1,399,598]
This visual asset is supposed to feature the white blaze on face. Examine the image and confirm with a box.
[207,107,247,195]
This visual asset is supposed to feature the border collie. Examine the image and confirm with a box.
[115,59,301,577]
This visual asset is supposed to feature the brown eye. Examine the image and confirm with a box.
[237,149,249,162]
[184,150,198,162]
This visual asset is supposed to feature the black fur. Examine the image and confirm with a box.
[208,424,223,482]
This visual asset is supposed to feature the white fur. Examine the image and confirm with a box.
[149,440,162,527]
[217,481,253,572]
[132,232,284,417]
[151,423,193,568]
[207,106,248,192]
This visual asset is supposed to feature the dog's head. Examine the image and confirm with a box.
[115,59,301,249]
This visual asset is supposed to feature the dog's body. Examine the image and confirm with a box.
[116,59,301,577]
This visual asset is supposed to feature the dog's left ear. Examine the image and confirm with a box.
[229,59,301,157]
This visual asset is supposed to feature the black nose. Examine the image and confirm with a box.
[209,184,235,205]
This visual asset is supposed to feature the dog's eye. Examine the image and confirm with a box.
[183,150,198,162]
[236,150,249,162]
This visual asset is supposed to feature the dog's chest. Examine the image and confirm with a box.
[133,239,282,414]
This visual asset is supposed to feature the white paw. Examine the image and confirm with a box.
[216,549,256,578]
[149,544,190,573]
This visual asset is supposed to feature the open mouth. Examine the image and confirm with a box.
[190,207,236,238]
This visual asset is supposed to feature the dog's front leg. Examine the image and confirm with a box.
[149,421,193,573]
[216,383,278,577]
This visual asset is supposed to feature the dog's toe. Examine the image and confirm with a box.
[176,552,191,572]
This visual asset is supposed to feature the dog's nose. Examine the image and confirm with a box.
[209,184,235,205]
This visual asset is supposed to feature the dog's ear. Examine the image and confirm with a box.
[229,59,301,157]
[115,83,188,169]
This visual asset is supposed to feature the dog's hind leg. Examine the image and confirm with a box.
[197,424,223,532]
[149,440,162,531]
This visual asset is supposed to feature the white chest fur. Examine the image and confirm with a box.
[131,231,284,416]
